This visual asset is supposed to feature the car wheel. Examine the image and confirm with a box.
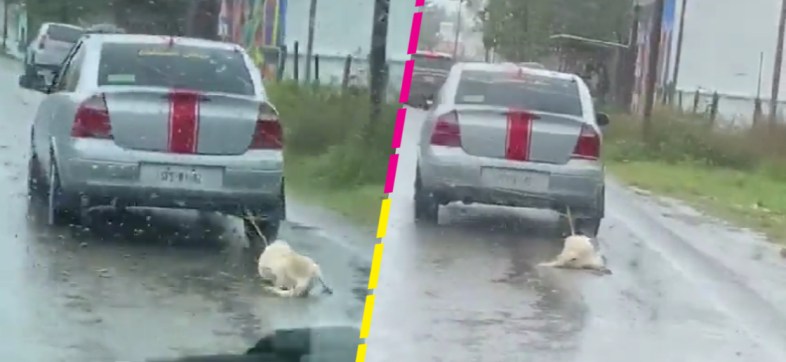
[27,152,45,202]
[581,186,605,237]
[24,57,37,79]
[46,159,80,227]
[576,217,602,238]
[414,167,438,223]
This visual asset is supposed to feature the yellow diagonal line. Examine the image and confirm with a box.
[367,243,384,290]
[376,198,391,239]
[359,294,376,339]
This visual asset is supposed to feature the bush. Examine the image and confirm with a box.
[266,81,397,189]
[604,107,786,181]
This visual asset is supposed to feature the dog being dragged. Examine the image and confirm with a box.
[257,239,334,297]
[538,207,612,275]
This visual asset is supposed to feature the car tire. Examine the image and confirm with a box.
[24,56,37,79]
[27,152,46,202]
[577,217,602,238]
[45,159,81,227]
[414,167,439,223]
[565,188,604,239]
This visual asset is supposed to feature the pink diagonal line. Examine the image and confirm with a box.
[408,12,423,54]
[384,153,400,194]
[391,108,407,149]
[415,0,425,6]
[399,60,414,104]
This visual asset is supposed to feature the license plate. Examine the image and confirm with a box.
[422,76,435,83]
[480,168,549,193]
[140,164,220,188]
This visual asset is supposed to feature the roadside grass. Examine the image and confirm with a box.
[267,81,396,227]
[284,154,385,227]
[604,108,786,243]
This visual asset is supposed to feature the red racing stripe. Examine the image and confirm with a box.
[505,110,533,161]
[167,91,200,154]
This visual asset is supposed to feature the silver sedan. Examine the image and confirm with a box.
[21,33,285,250]
[415,62,609,236]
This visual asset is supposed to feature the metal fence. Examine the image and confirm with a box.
[660,87,786,129]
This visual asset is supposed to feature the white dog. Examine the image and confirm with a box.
[539,207,611,275]
[257,239,334,297]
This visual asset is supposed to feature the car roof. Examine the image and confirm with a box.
[414,50,453,59]
[456,62,577,82]
[43,22,83,30]
[86,23,125,32]
[81,34,243,52]
[518,62,546,69]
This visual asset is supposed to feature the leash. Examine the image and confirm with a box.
[243,208,269,247]
[564,205,576,236]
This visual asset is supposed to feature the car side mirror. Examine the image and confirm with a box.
[596,112,610,127]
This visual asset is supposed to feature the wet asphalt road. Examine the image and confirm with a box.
[7,53,786,362]
[0,57,372,361]
[366,106,786,361]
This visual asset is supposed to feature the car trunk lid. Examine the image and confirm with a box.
[454,106,586,165]
[104,89,260,155]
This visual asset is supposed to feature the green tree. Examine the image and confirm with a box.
[24,0,112,43]
[551,0,632,42]
[480,0,555,61]
[479,0,631,61]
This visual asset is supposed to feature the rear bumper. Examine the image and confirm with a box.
[70,182,282,215]
[56,139,284,215]
[419,146,605,218]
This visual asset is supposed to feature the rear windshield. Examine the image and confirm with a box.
[46,25,83,43]
[97,43,255,95]
[455,70,583,116]
[413,54,454,71]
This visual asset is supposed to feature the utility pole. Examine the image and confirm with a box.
[304,0,318,83]
[452,0,464,59]
[2,0,8,51]
[621,4,641,110]
[369,0,390,123]
[669,0,688,105]
[755,51,764,124]
[642,0,665,142]
[770,0,786,124]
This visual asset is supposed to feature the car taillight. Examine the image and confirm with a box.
[71,94,112,139]
[572,124,600,160]
[430,111,461,147]
[250,103,283,149]
[38,34,47,49]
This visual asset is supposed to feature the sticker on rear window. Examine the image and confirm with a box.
[106,74,136,83]
[138,49,210,60]
[461,95,485,103]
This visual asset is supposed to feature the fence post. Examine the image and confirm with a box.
[293,41,300,83]
[342,55,352,90]
[277,45,288,81]
[692,89,700,113]
[314,54,320,84]
[753,97,763,125]
[709,91,719,125]
[676,91,685,113]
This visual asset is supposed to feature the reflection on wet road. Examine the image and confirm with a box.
[366,105,786,362]
[0,57,372,361]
